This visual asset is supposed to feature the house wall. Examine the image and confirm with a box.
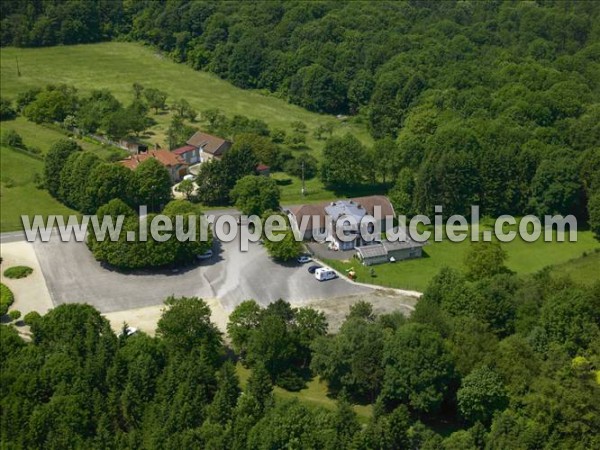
[387,247,423,261]
[360,254,389,266]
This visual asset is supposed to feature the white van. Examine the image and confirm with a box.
[315,267,337,281]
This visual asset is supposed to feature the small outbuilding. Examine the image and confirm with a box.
[355,239,425,266]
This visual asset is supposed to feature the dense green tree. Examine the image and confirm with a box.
[227,300,262,359]
[231,175,280,216]
[85,163,134,212]
[311,313,385,402]
[529,157,584,218]
[464,242,509,281]
[143,88,168,113]
[156,296,223,361]
[261,212,302,262]
[321,134,368,187]
[76,89,121,133]
[284,153,318,179]
[132,158,172,212]
[22,84,78,124]
[381,323,456,413]
[44,139,82,198]
[0,97,17,120]
[588,193,600,241]
[171,98,197,121]
[166,116,196,150]
[195,159,230,206]
[457,365,508,424]
[389,167,416,216]
[59,151,102,211]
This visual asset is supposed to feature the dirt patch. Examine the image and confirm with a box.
[103,298,229,337]
[298,289,418,333]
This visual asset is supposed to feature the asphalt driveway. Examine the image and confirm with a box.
[33,231,372,313]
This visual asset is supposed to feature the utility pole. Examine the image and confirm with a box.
[301,160,306,197]
[15,56,21,77]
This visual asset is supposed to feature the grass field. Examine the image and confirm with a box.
[0,43,371,153]
[0,145,76,231]
[0,42,373,229]
[325,225,600,291]
[548,249,600,285]
[236,362,372,423]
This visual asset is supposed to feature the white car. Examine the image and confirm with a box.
[297,255,311,264]
[196,249,213,260]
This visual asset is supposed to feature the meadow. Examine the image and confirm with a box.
[0,42,372,226]
[0,145,76,231]
[325,224,600,291]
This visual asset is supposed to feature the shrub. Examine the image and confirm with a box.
[0,283,15,315]
[0,97,17,121]
[1,129,24,148]
[23,311,42,326]
[3,266,33,279]
[8,310,21,322]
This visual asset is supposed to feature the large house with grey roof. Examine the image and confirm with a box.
[285,196,395,249]
[185,131,232,163]
[286,195,424,264]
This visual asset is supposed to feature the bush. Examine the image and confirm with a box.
[1,129,24,148]
[23,311,42,326]
[0,283,15,316]
[3,266,33,279]
[0,97,17,121]
[8,310,21,322]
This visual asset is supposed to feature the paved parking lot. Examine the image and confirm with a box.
[33,231,372,313]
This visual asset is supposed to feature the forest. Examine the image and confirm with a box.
[1,1,599,221]
[1,2,600,448]
[1,257,599,449]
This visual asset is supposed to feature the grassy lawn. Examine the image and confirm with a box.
[0,42,375,224]
[235,362,372,423]
[0,145,76,231]
[548,249,600,285]
[1,117,124,159]
[0,43,371,153]
[325,225,600,292]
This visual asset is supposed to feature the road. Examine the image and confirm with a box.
[28,227,371,314]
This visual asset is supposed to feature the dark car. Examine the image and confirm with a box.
[307,264,322,274]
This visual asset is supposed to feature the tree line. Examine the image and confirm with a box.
[2,248,599,448]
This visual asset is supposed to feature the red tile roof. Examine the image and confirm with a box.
[172,145,196,155]
[119,150,186,170]
[257,164,270,171]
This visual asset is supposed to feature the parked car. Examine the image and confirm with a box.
[308,264,322,274]
[196,249,213,260]
[297,255,312,264]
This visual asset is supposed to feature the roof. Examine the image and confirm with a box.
[355,244,388,259]
[287,196,395,231]
[356,238,424,260]
[325,200,367,222]
[186,131,232,156]
[287,203,328,232]
[119,150,186,170]
[257,164,270,171]
[172,145,197,155]
[351,195,395,218]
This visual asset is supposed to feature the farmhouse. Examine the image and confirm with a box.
[119,149,188,183]
[286,196,395,250]
[171,144,200,164]
[186,131,232,163]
